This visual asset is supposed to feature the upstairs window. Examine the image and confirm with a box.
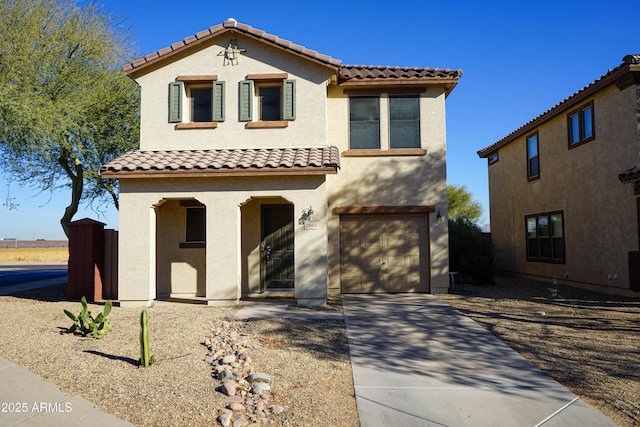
[526,211,565,263]
[169,76,225,128]
[527,132,540,180]
[389,95,420,149]
[240,74,296,127]
[349,96,380,149]
[346,90,426,156]
[568,102,594,148]
[488,151,499,165]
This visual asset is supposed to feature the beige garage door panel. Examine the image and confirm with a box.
[340,215,429,293]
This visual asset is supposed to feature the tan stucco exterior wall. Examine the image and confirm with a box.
[135,34,333,151]
[325,86,450,294]
[117,176,329,306]
[487,83,639,290]
[116,30,453,305]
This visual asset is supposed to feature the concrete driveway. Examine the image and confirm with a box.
[342,294,617,427]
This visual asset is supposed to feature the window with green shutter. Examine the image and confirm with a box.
[168,82,183,123]
[241,75,296,126]
[212,81,225,122]
[239,80,254,121]
[283,79,296,120]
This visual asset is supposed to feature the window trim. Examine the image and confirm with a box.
[348,95,381,150]
[525,210,565,263]
[567,101,595,149]
[241,74,295,125]
[526,132,540,181]
[487,151,499,165]
[388,94,421,149]
[181,205,206,248]
[169,76,225,128]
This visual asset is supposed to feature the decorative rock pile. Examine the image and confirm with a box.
[202,319,285,426]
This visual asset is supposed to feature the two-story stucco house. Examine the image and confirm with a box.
[478,55,640,293]
[101,18,461,306]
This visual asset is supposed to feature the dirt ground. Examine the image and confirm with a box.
[438,275,640,427]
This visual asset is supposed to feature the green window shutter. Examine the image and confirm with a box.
[168,81,183,123]
[212,81,225,122]
[239,80,253,121]
[283,79,296,120]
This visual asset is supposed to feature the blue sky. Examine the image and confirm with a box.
[1,0,639,239]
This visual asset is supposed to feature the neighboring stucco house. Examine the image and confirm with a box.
[478,55,640,293]
[101,18,461,306]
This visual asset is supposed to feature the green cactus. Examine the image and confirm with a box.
[139,309,154,367]
[63,297,113,339]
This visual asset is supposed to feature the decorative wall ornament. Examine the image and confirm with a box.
[219,38,246,65]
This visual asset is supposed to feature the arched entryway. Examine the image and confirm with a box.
[240,197,294,297]
[155,198,206,300]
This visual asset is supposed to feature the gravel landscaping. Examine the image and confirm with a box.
[438,275,640,427]
[0,284,357,426]
[2,275,639,426]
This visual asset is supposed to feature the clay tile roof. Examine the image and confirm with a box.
[339,65,462,82]
[478,54,640,158]
[100,146,340,178]
[123,18,341,74]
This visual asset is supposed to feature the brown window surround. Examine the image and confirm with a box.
[567,101,595,149]
[246,121,289,129]
[175,122,218,130]
[488,151,499,165]
[342,149,426,157]
[246,73,288,82]
[334,205,435,215]
[175,75,221,128]
[176,75,218,83]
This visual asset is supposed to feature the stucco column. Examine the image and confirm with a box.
[202,199,241,305]
[117,184,156,306]
[292,182,329,306]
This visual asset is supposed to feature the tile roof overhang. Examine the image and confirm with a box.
[619,165,640,183]
[477,54,640,158]
[100,146,340,179]
[123,18,342,78]
[338,65,462,97]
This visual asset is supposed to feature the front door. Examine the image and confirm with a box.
[261,204,294,291]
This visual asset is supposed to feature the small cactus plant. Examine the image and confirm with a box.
[63,296,112,339]
[139,309,154,367]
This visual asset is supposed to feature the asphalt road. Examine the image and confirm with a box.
[0,267,68,288]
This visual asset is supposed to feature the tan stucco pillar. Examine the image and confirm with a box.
[117,186,156,307]
[202,199,241,305]
[292,188,329,307]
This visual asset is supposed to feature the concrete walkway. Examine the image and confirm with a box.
[0,357,133,427]
[342,294,617,427]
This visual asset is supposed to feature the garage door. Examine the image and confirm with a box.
[340,214,429,293]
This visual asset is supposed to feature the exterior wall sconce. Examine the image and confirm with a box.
[435,210,443,224]
[298,206,315,225]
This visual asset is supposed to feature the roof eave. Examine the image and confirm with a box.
[100,167,339,179]
[478,56,640,158]
[124,22,341,79]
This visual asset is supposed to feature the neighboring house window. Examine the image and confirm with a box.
[527,132,540,180]
[169,77,225,125]
[526,211,565,263]
[349,96,380,149]
[240,75,296,126]
[568,102,594,148]
[185,207,205,243]
[488,151,499,165]
[389,95,420,149]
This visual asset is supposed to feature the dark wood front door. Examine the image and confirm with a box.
[261,204,294,291]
